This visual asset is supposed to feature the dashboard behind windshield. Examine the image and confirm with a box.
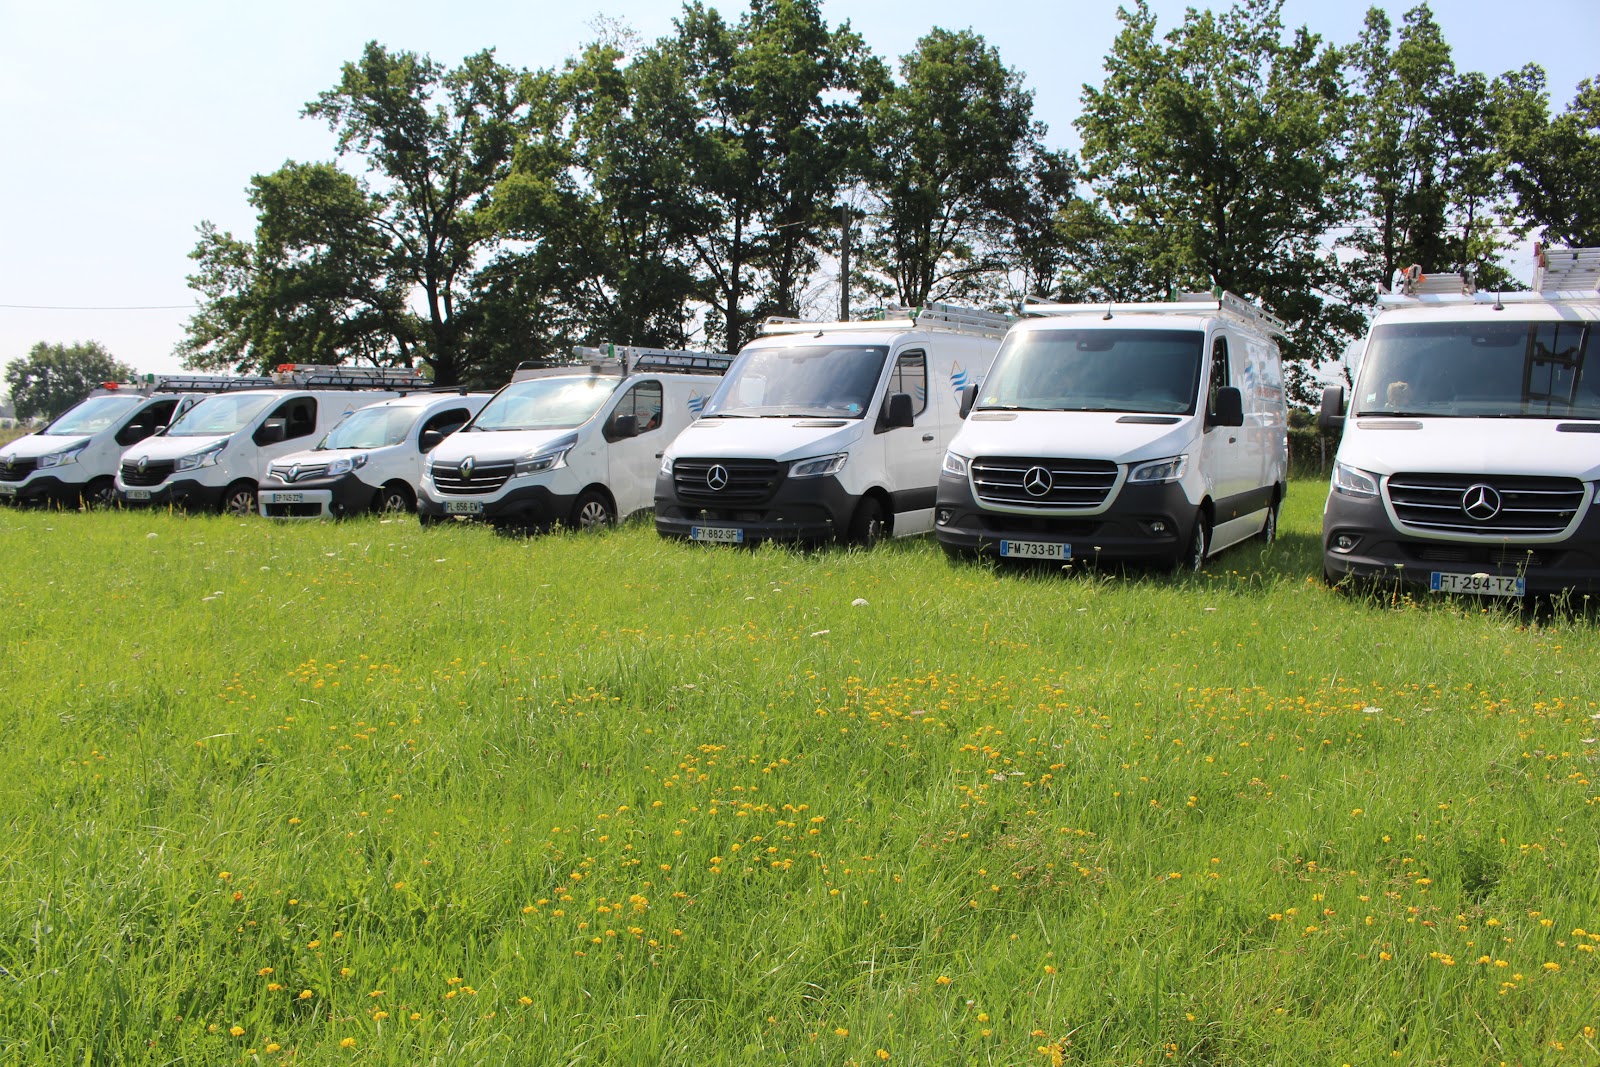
[1355,320,1600,418]
[43,395,144,435]
[166,393,278,436]
[978,328,1203,414]
[704,344,890,418]
[469,377,617,431]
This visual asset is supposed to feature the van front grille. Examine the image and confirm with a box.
[1386,473,1585,536]
[120,460,175,487]
[431,461,513,495]
[673,459,782,504]
[971,457,1119,509]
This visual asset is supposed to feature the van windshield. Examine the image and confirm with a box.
[703,344,890,418]
[468,377,617,431]
[1355,320,1600,418]
[319,405,416,449]
[977,329,1203,414]
[42,394,144,435]
[165,393,278,436]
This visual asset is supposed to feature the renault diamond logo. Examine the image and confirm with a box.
[289,464,300,483]
[1462,483,1501,521]
[137,456,148,474]
[706,464,730,491]
[460,456,475,479]
[1023,465,1054,497]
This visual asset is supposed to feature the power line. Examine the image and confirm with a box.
[0,303,197,311]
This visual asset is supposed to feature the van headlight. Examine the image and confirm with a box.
[513,433,578,478]
[325,454,368,477]
[37,443,89,469]
[790,453,848,479]
[1128,455,1188,484]
[1331,462,1379,499]
[941,451,970,477]
[175,441,226,472]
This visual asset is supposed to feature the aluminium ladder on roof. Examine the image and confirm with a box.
[1021,290,1289,338]
[150,374,277,393]
[267,364,434,390]
[1375,246,1600,308]
[1534,245,1600,294]
[756,302,1016,340]
[513,345,734,382]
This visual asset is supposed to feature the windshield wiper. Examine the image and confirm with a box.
[975,403,1053,412]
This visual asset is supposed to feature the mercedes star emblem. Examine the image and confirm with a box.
[1022,465,1054,497]
[1461,483,1502,521]
[460,456,476,479]
[706,464,730,491]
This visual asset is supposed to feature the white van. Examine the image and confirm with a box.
[935,291,1289,569]
[655,304,1011,546]
[1319,247,1600,598]
[0,376,268,509]
[258,391,489,518]
[115,365,429,514]
[417,348,732,531]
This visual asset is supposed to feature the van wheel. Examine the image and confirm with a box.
[375,482,414,514]
[848,497,887,548]
[222,482,257,517]
[81,477,117,510]
[1262,496,1281,544]
[571,490,615,531]
[1182,512,1210,572]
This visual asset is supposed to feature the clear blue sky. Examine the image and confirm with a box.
[2,0,1596,378]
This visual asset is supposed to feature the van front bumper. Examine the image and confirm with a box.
[933,472,1194,563]
[259,474,376,519]
[1323,489,1600,596]
[654,471,853,543]
[417,482,579,528]
[115,478,227,512]
[0,474,85,508]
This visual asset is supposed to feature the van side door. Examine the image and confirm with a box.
[602,379,666,518]
[879,347,940,526]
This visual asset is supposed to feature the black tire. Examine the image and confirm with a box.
[1182,511,1210,572]
[848,496,887,548]
[570,490,615,531]
[1262,495,1281,544]
[374,482,414,515]
[81,476,117,510]
[222,481,257,517]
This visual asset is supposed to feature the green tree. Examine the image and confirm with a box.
[1497,69,1600,249]
[859,27,1061,308]
[5,342,136,422]
[1075,0,1362,380]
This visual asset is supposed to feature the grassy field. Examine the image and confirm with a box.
[1,479,1596,1065]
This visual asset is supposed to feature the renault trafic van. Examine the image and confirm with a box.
[655,304,1011,546]
[1319,247,1600,597]
[935,291,1288,569]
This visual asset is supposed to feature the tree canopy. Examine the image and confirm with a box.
[5,342,136,422]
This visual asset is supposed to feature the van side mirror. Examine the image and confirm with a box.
[958,384,978,419]
[1318,385,1346,431]
[882,392,915,431]
[419,429,445,453]
[609,413,639,440]
[1209,386,1244,428]
[257,418,287,445]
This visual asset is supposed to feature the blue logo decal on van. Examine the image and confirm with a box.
[950,363,969,394]
[688,391,707,416]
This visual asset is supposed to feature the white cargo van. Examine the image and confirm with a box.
[0,375,268,509]
[1319,247,1600,598]
[935,291,1289,569]
[417,347,732,531]
[655,304,1011,546]
[258,391,490,518]
[115,365,429,514]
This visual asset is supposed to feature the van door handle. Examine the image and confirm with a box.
[655,452,664,459]
[922,434,935,442]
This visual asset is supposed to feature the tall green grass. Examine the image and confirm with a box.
[1,482,1596,1065]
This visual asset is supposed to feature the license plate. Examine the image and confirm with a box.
[1000,539,1068,560]
[124,489,151,500]
[0,485,15,497]
[690,525,744,543]
[1430,571,1525,597]
[265,492,304,504]
[444,500,483,515]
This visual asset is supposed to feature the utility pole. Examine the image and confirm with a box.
[839,203,851,322]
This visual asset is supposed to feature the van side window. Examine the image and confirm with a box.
[116,400,178,446]
[1207,336,1230,417]
[418,407,472,450]
[258,397,318,445]
[609,381,664,439]
[889,350,928,416]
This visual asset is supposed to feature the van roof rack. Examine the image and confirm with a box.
[1534,244,1600,294]
[1023,289,1288,337]
[267,364,434,390]
[512,345,733,382]
[1376,248,1600,308]
[757,302,1015,340]
[150,373,277,393]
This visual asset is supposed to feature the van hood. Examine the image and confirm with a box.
[121,434,232,463]
[951,411,1195,463]
[1341,418,1600,480]
[0,434,90,460]
[429,427,577,464]
[667,416,862,462]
